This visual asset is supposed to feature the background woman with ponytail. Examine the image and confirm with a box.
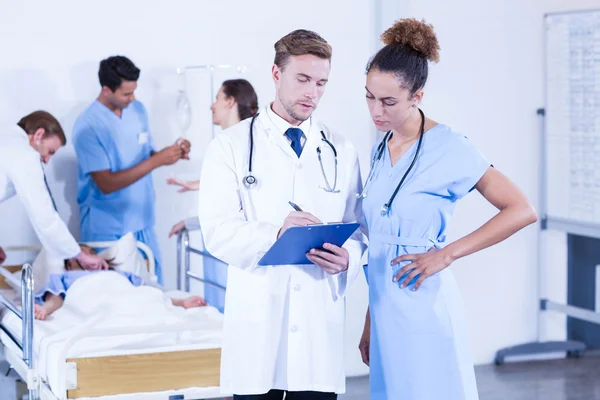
[167,79,258,313]
[358,19,537,399]
[167,79,259,194]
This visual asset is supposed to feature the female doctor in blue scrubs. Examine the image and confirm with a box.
[358,19,538,400]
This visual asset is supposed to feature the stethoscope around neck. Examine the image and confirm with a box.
[243,112,339,192]
[357,108,426,216]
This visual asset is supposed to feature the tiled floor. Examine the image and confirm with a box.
[340,355,600,400]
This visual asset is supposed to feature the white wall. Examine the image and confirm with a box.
[378,0,600,365]
[0,0,374,376]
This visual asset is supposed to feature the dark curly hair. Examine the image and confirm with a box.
[367,18,440,96]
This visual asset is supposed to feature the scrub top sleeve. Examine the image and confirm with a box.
[73,124,111,174]
[148,131,157,153]
[449,135,491,200]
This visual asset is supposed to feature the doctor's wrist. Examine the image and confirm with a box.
[148,154,162,169]
[331,263,349,275]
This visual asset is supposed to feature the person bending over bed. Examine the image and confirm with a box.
[34,245,207,320]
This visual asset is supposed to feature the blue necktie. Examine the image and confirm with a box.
[285,127,303,158]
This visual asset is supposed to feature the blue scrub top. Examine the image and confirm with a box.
[72,100,156,237]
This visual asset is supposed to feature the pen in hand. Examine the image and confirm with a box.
[288,201,323,225]
[281,201,322,238]
[288,201,303,212]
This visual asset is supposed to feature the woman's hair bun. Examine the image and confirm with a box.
[381,18,440,63]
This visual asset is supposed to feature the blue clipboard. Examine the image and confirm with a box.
[258,222,360,266]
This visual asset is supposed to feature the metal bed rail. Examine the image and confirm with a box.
[176,229,226,293]
[0,262,38,399]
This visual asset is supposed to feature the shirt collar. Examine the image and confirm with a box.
[266,103,311,137]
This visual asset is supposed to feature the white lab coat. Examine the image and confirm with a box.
[0,125,80,259]
[198,108,367,395]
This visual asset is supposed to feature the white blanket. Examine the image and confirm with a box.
[2,271,223,398]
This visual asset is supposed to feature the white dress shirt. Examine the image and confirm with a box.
[266,103,310,148]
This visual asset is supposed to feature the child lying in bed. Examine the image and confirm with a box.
[34,245,207,320]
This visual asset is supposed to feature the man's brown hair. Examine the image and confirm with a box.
[274,29,332,70]
[17,110,66,146]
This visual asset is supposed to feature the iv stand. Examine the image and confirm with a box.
[176,64,246,138]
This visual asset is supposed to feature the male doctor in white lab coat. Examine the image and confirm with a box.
[198,30,367,399]
[0,111,107,270]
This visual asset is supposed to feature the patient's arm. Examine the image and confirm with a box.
[171,296,207,309]
[34,293,64,320]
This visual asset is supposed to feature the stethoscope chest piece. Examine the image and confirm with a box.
[380,204,390,216]
[243,174,257,189]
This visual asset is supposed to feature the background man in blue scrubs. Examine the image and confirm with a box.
[73,55,191,284]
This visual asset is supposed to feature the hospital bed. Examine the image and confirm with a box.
[0,240,228,400]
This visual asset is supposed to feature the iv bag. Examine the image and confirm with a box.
[176,90,192,135]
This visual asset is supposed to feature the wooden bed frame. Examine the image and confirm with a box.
[0,265,21,289]
[66,348,221,398]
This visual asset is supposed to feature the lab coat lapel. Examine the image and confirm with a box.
[303,119,323,160]
[257,112,299,161]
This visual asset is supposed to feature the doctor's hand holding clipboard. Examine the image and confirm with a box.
[280,201,350,274]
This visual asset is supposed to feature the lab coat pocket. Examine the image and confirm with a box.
[325,291,345,323]
[225,268,269,323]
[389,256,445,334]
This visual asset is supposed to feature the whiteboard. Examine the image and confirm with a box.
[545,9,600,236]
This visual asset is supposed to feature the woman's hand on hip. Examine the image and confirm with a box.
[391,247,455,291]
